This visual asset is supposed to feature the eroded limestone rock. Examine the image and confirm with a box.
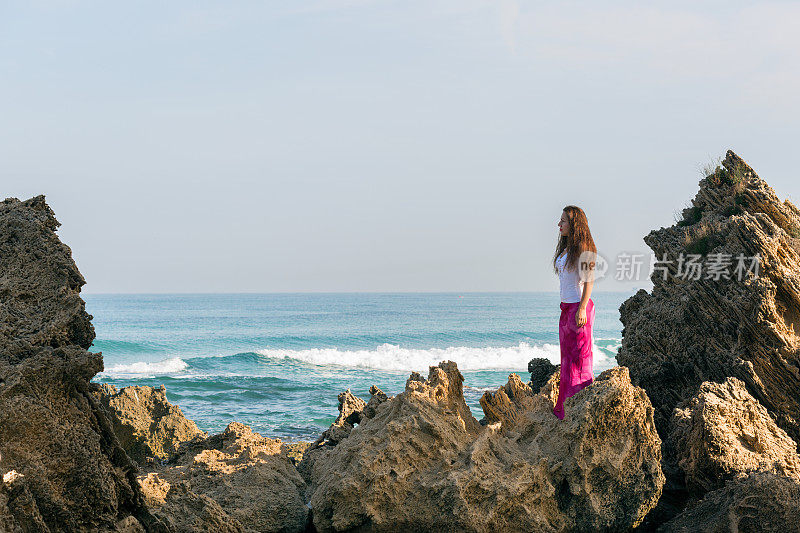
[669,377,800,495]
[659,472,800,533]
[0,196,164,532]
[306,361,664,532]
[310,388,367,447]
[93,383,207,464]
[617,151,800,444]
[478,372,536,428]
[528,358,559,392]
[296,384,390,484]
[138,422,309,533]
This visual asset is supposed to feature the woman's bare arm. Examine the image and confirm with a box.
[575,279,594,327]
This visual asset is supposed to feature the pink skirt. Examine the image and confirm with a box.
[553,298,595,420]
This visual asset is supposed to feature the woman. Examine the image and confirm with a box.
[552,205,597,420]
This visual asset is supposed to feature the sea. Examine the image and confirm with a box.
[86,292,633,443]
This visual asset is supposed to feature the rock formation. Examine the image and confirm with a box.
[310,388,367,447]
[0,196,165,532]
[617,150,800,443]
[668,377,800,495]
[478,372,537,428]
[616,151,800,528]
[93,383,207,465]
[306,361,664,532]
[659,472,800,532]
[137,422,310,533]
[527,358,559,392]
[296,385,390,484]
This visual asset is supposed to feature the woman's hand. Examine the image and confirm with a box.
[575,306,587,328]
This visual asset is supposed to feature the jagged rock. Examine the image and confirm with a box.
[280,442,312,466]
[1,470,48,532]
[0,196,95,359]
[528,358,560,391]
[93,383,207,464]
[659,472,800,532]
[309,389,366,448]
[139,474,243,532]
[306,361,664,532]
[669,377,800,495]
[296,385,390,484]
[0,196,165,532]
[139,422,309,533]
[361,385,389,419]
[479,372,536,428]
[617,151,800,445]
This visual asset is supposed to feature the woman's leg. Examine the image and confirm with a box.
[585,299,595,377]
[573,298,595,393]
[554,300,595,419]
[553,303,570,420]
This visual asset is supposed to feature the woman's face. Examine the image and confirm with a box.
[558,211,569,237]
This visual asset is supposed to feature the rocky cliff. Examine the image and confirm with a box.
[0,196,165,532]
[616,151,800,529]
[617,150,800,442]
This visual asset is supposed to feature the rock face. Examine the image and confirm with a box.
[310,388,367,447]
[1,470,50,532]
[479,372,537,428]
[669,377,800,495]
[528,358,559,391]
[306,361,664,532]
[615,152,800,529]
[0,198,95,360]
[138,422,309,533]
[659,472,800,533]
[617,151,800,444]
[296,385,390,484]
[93,383,207,464]
[0,196,164,532]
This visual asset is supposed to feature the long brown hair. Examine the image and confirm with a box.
[553,205,597,273]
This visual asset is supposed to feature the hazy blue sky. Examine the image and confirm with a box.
[2,1,799,293]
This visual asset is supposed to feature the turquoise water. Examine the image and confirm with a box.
[86,292,631,442]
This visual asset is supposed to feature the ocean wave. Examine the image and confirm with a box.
[97,339,620,379]
[256,341,615,371]
[103,357,188,377]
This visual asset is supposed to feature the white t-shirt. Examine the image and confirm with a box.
[556,252,584,303]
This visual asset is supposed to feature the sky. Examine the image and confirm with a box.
[2,0,799,293]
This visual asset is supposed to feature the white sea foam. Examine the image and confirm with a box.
[103,357,188,377]
[256,341,615,372]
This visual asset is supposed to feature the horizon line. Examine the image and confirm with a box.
[82,289,646,296]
